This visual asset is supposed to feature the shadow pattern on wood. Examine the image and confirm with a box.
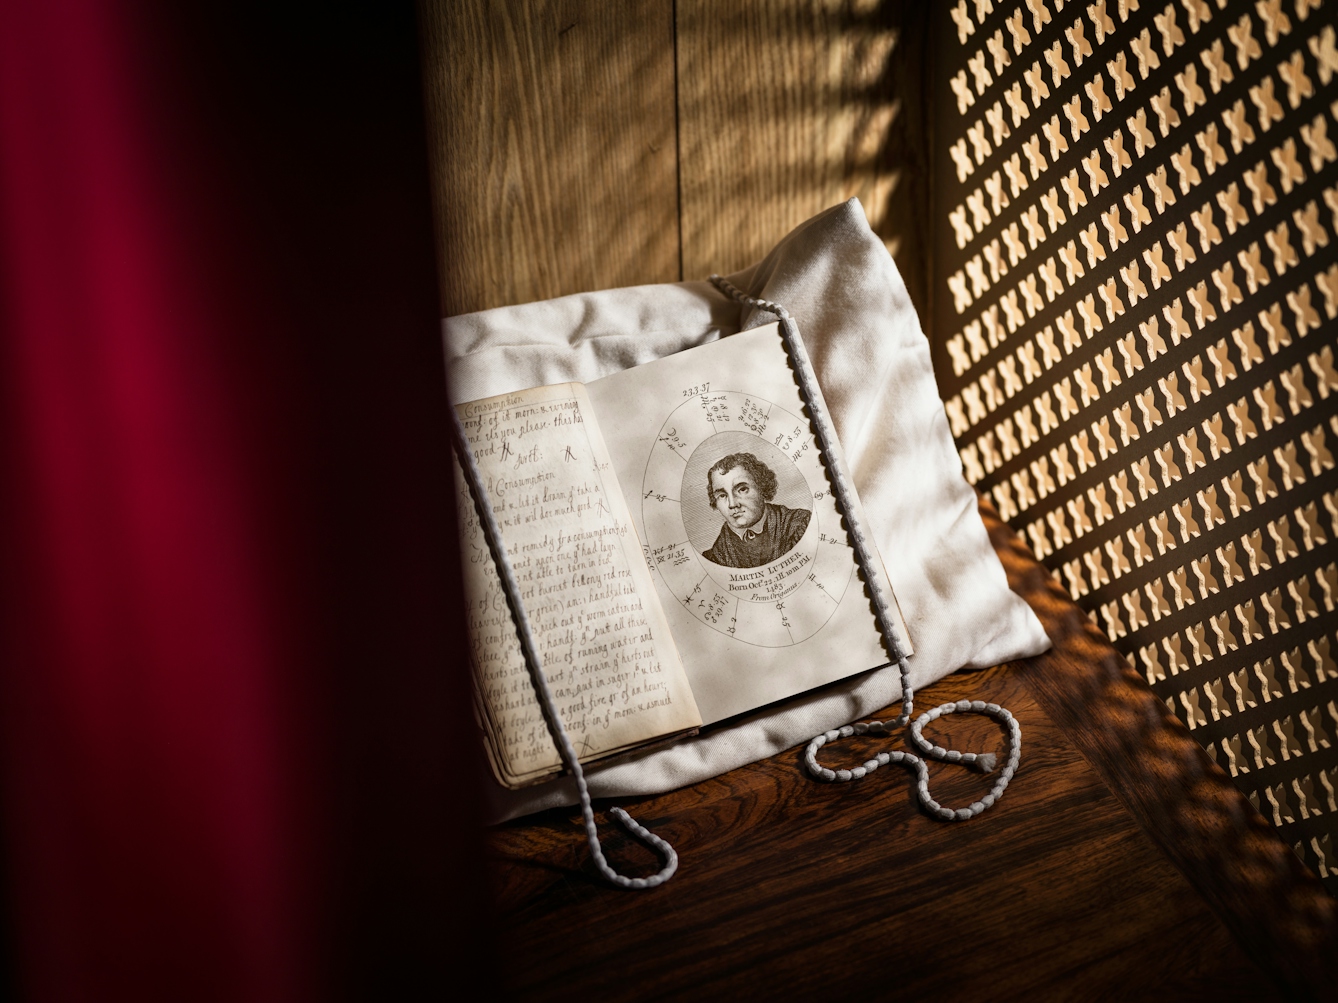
[421,0,681,315]
[984,493,1338,999]
[677,1,932,320]
[480,501,1332,1000]
[422,0,934,320]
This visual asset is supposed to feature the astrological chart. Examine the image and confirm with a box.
[638,388,861,648]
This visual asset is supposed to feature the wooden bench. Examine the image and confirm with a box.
[422,5,1338,997]
[482,503,1335,999]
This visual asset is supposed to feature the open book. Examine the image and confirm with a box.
[455,324,910,788]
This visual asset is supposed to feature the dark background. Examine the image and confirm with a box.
[0,1,489,997]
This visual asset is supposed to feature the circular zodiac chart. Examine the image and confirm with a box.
[639,389,860,648]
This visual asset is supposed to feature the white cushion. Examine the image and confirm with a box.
[445,199,1050,821]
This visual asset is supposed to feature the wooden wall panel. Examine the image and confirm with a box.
[420,0,679,316]
[675,0,931,319]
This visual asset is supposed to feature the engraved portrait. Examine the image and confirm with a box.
[679,431,813,571]
[631,339,879,651]
[702,452,811,569]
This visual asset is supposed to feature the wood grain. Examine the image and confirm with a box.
[486,662,1281,1001]
[675,1,931,318]
[479,500,1338,1000]
[419,0,680,315]
[424,1,935,319]
[983,498,1338,998]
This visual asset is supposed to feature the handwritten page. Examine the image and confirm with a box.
[455,383,700,788]
[586,325,907,725]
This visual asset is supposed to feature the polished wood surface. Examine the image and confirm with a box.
[676,1,930,306]
[485,505,1337,1001]
[988,505,1338,996]
[421,1,931,321]
[420,0,680,316]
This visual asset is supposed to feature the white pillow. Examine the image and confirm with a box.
[445,199,1050,821]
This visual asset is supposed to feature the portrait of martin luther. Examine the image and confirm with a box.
[702,452,810,569]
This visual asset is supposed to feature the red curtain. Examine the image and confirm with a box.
[0,2,485,998]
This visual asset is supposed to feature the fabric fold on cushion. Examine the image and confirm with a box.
[445,198,1050,822]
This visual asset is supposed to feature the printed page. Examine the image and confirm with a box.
[586,325,909,725]
[455,383,701,788]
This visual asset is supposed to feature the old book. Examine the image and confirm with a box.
[455,324,910,789]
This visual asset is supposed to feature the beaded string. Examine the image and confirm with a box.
[709,275,1022,821]
[449,405,677,889]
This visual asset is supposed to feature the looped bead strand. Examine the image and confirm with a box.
[450,405,678,889]
[710,275,1023,823]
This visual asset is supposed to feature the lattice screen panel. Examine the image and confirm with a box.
[932,0,1338,891]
